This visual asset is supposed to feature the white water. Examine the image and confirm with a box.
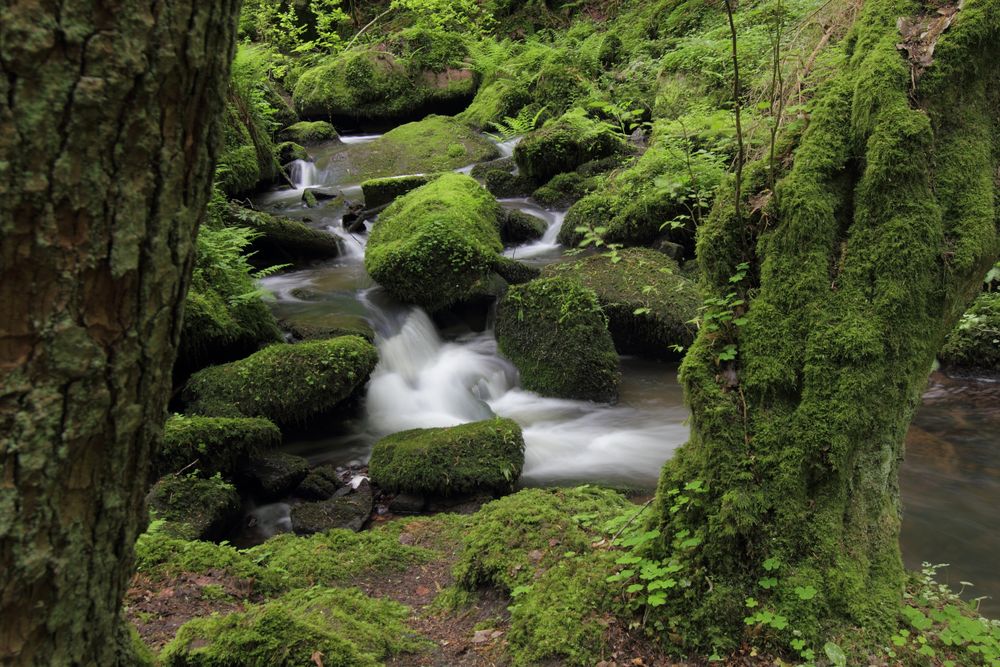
[501,199,565,261]
[288,159,319,189]
[339,133,382,145]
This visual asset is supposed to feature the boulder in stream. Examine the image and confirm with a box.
[224,204,339,265]
[498,209,547,245]
[278,120,338,144]
[293,464,345,501]
[514,109,627,184]
[543,248,700,359]
[369,418,525,498]
[240,451,311,500]
[156,415,281,479]
[147,473,241,541]
[182,336,378,427]
[291,479,373,534]
[361,174,433,208]
[365,173,510,311]
[496,277,620,402]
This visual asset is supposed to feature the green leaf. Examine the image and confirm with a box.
[794,585,818,601]
[824,642,847,667]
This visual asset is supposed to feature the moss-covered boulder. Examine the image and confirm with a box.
[459,78,533,129]
[348,115,498,180]
[224,204,339,265]
[453,486,631,592]
[939,291,1000,371]
[241,451,310,499]
[544,248,700,359]
[157,415,281,478]
[514,110,626,184]
[160,587,425,667]
[499,209,547,244]
[361,174,433,209]
[279,317,375,344]
[293,48,476,122]
[483,169,533,198]
[294,464,344,501]
[369,418,525,497]
[291,480,373,534]
[278,120,338,144]
[532,172,595,208]
[496,277,620,401]
[148,474,241,541]
[276,141,308,166]
[365,173,507,311]
[182,336,378,426]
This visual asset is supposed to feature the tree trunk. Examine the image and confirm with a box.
[649,0,999,653]
[0,2,241,664]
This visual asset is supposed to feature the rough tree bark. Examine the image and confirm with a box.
[649,0,999,653]
[0,1,241,664]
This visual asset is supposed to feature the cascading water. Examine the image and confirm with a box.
[288,159,319,189]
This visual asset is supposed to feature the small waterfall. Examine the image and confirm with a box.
[340,134,382,145]
[288,159,319,189]
[495,136,522,158]
[327,223,367,261]
[501,200,566,261]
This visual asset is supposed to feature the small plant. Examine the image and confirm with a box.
[487,105,549,141]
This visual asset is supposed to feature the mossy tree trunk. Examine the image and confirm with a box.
[0,1,241,664]
[650,0,999,653]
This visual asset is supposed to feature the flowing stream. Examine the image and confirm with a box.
[253,130,1000,614]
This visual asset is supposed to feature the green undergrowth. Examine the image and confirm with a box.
[148,474,240,541]
[368,418,525,497]
[182,336,378,426]
[160,586,427,667]
[514,108,628,184]
[495,276,620,401]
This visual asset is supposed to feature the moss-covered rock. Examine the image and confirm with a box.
[279,318,375,344]
[160,587,425,667]
[532,172,595,208]
[544,248,700,359]
[369,418,525,497]
[514,110,627,184]
[241,452,310,499]
[499,209,548,244]
[224,204,339,265]
[276,141,309,166]
[365,173,507,311]
[148,474,241,541]
[278,120,338,144]
[493,256,541,285]
[293,48,476,122]
[459,78,533,129]
[453,486,631,592]
[361,174,433,209]
[939,291,1000,371]
[350,115,498,180]
[294,464,344,501]
[291,480,373,534]
[496,277,620,401]
[182,337,378,426]
[483,169,533,198]
[157,415,281,479]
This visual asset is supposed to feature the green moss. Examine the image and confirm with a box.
[294,464,343,500]
[369,418,525,497]
[275,141,308,165]
[116,622,156,667]
[498,209,547,244]
[247,526,437,586]
[290,481,372,534]
[353,115,498,179]
[242,451,310,499]
[939,291,1000,371]
[182,337,378,426]
[544,248,700,359]
[453,486,631,592]
[160,587,426,667]
[483,169,532,198]
[147,474,240,542]
[507,551,617,666]
[531,172,595,208]
[157,414,280,478]
[293,48,476,121]
[459,78,533,129]
[531,62,595,116]
[514,109,626,184]
[361,174,433,209]
[495,277,620,401]
[365,173,506,311]
[278,120,338,144]
[598,33,624,69]
[223,204,340,264]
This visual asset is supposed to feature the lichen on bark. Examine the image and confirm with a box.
[0,1,241,664]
